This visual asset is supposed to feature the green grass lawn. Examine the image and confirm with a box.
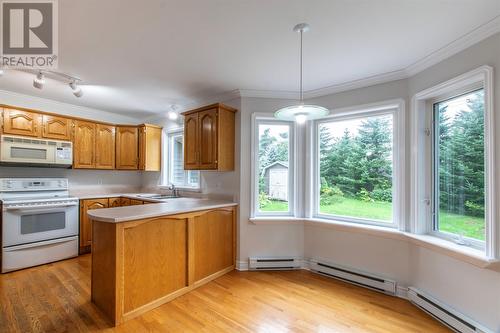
[260,197,484,240]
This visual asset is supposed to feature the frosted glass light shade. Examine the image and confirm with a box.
[274,104,330,123]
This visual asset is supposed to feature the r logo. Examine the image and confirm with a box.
[2,2,53,54]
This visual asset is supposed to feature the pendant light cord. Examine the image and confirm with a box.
[299,28,303,103]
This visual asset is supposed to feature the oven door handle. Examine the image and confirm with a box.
[3,236,78,252]
[4,203,78,211]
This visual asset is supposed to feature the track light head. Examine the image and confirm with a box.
[33,71,45,89]
[69,80,83,98]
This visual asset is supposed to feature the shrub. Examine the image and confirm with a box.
[371,185,392,202]
[259,192,271,208]
[320,185,344,205]
[357,188,374,202]
[465,200,484,217]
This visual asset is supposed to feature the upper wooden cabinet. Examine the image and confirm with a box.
[138,124,162,171]
[73,121,96,169]
[74,122,116,170]
[2,108,41,137]
[95,124,115,169]
[116,126,139,170]
[182,103,236,171]
[41,115,72,140]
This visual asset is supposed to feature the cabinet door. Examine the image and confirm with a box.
[73,121,96,169]
[116,127,138,170]
[198,108,218,169]
[129,199,143,205]
[80,198,109,252]
[184,113,199,169]
[95,124,115,169]
[2,108,41,137]
[192,208,234,282]
[119,197,131,206]
[108,197,121,207]
[41,115,72,140]
[138,125,162,171]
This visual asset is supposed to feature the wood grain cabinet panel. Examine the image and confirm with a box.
[198,109,218,169]
[116,126,139,170]
[138,124,162,171]
[95,124,115,169]
[183,113,199,169]
[80,198,109,254]
[192,208,234,282]
[123,217,187,313]
[120,197,131,206]
[73,121,96,169]
[41,115,72,140]
[182,103,236,171]
[129,199,144,205]
[2,108,41,137]
[108,197,121,208]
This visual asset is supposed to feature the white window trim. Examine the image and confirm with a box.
[410,65,496,258]
[160,127,201,191]
[251,113,296,218]
[311,99,406,230]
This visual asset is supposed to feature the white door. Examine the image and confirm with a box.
[269,169,288,201]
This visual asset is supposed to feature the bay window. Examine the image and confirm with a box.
[314,104,403,228]
[252,117,295,217]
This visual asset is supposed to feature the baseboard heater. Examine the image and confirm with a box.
[309,259,396,295]
[408,288,491,333]
[248,257,301,270]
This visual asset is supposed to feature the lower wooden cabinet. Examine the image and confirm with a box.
[80,198,109,254]
[91,206,237,325]
[80,196,149,254]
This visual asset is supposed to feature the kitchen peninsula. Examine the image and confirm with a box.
[87,198,237,325]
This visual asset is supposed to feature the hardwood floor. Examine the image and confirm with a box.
[0,255,450,332]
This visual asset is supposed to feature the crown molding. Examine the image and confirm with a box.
[405,15,500,77]
[205,15,500,102]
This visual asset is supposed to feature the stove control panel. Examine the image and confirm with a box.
[0,178,69,192]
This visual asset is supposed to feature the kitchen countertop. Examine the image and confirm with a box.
[87,197,237,223]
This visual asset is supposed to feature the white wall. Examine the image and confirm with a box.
[301,32,500,331]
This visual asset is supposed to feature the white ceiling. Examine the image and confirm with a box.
[1,0,499,118]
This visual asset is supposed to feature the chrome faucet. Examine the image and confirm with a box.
[168,184,180,198]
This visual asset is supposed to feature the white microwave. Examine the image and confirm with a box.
[0,135,73,167]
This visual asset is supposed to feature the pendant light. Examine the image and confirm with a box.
[274,23,329,124]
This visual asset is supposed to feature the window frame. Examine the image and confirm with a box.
[429,87,486,250]
[312,101,405,229]
[163,128,201,190]
[411,66,495,257]
[251,114,296,218]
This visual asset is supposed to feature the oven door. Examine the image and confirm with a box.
[2,203,78,247]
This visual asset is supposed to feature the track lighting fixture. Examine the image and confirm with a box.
[33,71,45,89]
[69,80,83,98]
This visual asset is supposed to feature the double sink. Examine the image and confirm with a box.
[136,194,180,201]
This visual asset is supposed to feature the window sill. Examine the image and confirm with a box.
[249,217,304,225]
[250,216,499,270]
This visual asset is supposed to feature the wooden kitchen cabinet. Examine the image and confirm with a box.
[41,115,72,140]
[95,124,115,169]
[80,198,109,254]
[119,197,131,206]
[108,197,121,208]
[116,126,139,170]
[73,121,96,169]
[129,199,144,205]
[1,108,41,137]
[138,124,162,171]
[182,103,236,171]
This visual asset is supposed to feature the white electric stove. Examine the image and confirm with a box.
[0,178,79,273]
